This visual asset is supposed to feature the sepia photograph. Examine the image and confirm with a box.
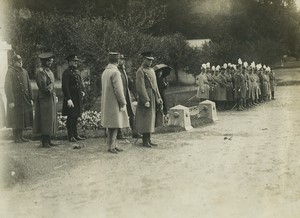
[0,0,300,217]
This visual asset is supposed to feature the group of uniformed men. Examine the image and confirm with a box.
[4,51,164,153]
[4,51,277,152]
[195,58,276,111]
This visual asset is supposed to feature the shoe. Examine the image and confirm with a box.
[142,143,152,148]
[108,148,118,154]
[69,137,77,142]
[21,137,30,142]
[117,135,128,140]
[15,138,23,143]
[132,133,142,138]
[42,143,51,148]
[114,147,123,152]
[75,136,86,140]
[49,141,59,146]
[149,141,158,146]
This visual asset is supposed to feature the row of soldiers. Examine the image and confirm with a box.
[195,59,276,111]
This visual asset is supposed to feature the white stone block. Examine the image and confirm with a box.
[168,105,193,130]
[198,100,218,121]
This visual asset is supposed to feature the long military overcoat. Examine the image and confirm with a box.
[34,67,57,135]
[195,73,210,100]
[135,65,163,133]
[4,66,33,129]
[235,71,247,99]
[101,64,129,128]
[62,67,84,117]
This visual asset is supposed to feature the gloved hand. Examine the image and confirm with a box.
[145,102,150,108]
[120,105,126,111]
[8,102,15,109]
[67,99,74,107]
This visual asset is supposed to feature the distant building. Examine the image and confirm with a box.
[187,39,212,49]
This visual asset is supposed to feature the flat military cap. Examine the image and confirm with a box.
[66,54,80,62]
[141,51,154,60]
[38,52,54,59]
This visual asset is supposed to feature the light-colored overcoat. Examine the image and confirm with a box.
[195,73,210,100]
[34,67,57,135]
[135,65,163,133]
[101,64,129,128]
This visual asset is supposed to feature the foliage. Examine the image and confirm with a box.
[58,111,102,130]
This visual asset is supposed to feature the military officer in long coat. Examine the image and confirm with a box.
[62,54,85,142]
[34,52,58,148]
[4,54,33,143]
[116,54,137,139]
[135,52,163,147]
[101,52,129,154]
[195,64,210,102]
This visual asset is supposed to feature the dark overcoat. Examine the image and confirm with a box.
[62,67,84,117]
[34,67,57,135]
[100,64,129,128]
[135,65,163,133]
[119,65,134,117]
[4,66,33,129]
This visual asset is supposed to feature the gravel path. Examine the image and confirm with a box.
[1,85,300,218]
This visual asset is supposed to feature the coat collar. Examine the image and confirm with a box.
[106,63,119,70]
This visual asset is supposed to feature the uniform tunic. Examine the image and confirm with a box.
[135,65,163,133]
[4,66,33,129]
[62,67,84,117]
[34,67,57,135]
[101,64,129,128]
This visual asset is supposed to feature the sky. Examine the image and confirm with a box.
[296,0,300,9]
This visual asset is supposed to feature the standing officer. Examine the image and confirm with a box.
[62,54,86,142]
[5,54,33,143]
[101,52,129,154]
[116,54,137,139]
[34,52,58,148]
[135,51,163,147]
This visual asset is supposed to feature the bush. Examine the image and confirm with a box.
[58,111,102,131]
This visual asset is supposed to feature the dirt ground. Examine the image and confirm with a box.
[1,83,300,218]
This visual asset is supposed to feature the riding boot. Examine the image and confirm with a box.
[14,129,23,143]
[148,133,158,146]
[142,133,151,147]
[41,135,51,148]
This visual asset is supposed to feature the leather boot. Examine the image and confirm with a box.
[142,133,151,147]
[19,130,29,142]
[42,135,51,148]
[14,129,23,143]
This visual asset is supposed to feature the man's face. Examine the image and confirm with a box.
[144,58,153,67]
[69,60,78,68]
[14,60,22,68]
[45,58,54,67]
[119,58,125,65]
